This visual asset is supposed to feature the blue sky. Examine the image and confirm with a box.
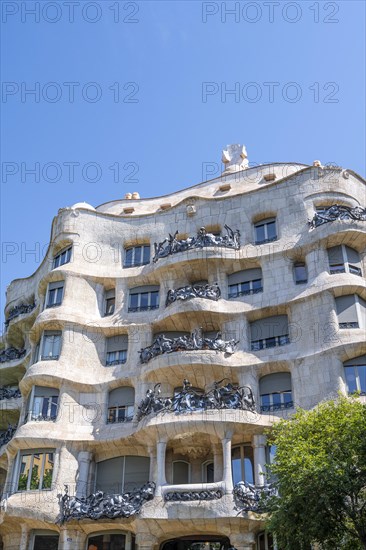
[1,0,365,326]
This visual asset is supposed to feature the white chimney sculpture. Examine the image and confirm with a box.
[222,144,249,174]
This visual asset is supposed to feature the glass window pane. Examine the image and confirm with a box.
[52,336,61,357]
[108,407,117,423]
[252,279,262,290]
[229,284,238,297]
[124,456,150,491]
[267,221,277,240]
[134,246,142,265]
[129,294,139,309]
[205,462,214,483]
[150,291,159,308]
[42,453,54,489]
[18,454,32,490]
[244,446,254,483]
[30,457,41,489]
[231,447,242,484]
[41,397,49,418]
[266,337,276,348]
[283,391,293,404]
[272,393,282,406]
[345,367,357,393]
[42,337,53,357]
[140,293,149,309]
[294,264,307,282]
[357,366,366,393]
[240,282,250,294]
[125,248,133,266]
[56,287,63,304]
[143,245,150,264]
[50,397,58,419]
[255,224,266,243]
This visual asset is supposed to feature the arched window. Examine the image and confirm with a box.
[202,461,214,483]
[259,373,293,412]
[327,245,362,276]
[344,355,366,395]
[107,387,134,423]
[231,445,254,484]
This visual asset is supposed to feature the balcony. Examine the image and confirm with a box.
[162,481,225,502]
[4,302,36,328]
[166,283,221,306]
[0,347,26,364]
[309,204,366,230]
[0,424,17,448]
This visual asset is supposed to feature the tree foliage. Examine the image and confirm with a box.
[266,397,366,550]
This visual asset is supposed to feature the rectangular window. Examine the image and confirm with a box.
[254,218,277,245]
[106,335,128,366]
[228,269,263,299]
[32,533,59,550]
[53,246,72,269]
[250,315,289,351]
[46,281,64,308]
[29,388,59,422]
[345,365,366,395]
[294,263,308,284]
[41,331,62,361]
[104,289,115,316]
[124,245,150,268]
[16,450,55,491]
[335,295,359,329]
[328,245,362,277]
[128,287,159,312]
[260,391,293,412]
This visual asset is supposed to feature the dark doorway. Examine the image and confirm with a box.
[161,536,231,550]
[33,535,59,550]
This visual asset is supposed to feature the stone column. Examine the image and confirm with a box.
[155,438,167,496]
[213,444,223,482]
[148,445,157,482]
[253,434,267,486]
[59,528,87,550]
[3,524,29,550]
[222,432,233,493]
[75,450,93,497]
[135,534,158,550]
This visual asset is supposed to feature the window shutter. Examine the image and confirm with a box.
[106,335,128,352]
[228,268,262,285]
[327,246,343,264]
[124,456,150,491]
[344,355,366,366]
[96,457,124,493]
[105,289,115,299]
[48,281,64,291]
[130,285,160,294]
[34,386,59,398]
[250,315,288,340]
[108,387,134,407]
[335,295,358,323]
[259,373,291,394]
[255,217,275,226]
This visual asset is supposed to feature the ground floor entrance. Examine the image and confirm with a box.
[161,536,231,550]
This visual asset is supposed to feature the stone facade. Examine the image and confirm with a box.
[0,148,365,550]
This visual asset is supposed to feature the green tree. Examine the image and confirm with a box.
[266,397,366,550]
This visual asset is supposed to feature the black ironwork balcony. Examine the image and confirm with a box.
[4,303,36,328]
[309,204,366,230]
[166,283,221,306]
[251,335,290,351]
[339,322,359,329]
[153,224,240,263]
[58,482,155,523]
[164,489,223,502]
[0,425,17,447]
[0,347,26,363]
[260,401,294,413]
[228,286,262,299]
[234,481,277,513]
[139,329,238,364]
[137,378,255,421]
[128,304,159,313]
[0,387,21,401]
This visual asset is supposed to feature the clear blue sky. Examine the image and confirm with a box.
[1,0,365,327]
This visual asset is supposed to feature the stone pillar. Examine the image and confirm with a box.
[59,528,87,550]
[253,434,267,486]
[155,438,167,496]
[213,444,223,482]
[135,534,158,550]
[3,524,29,550]
[75,451,93,497]
[148,445,157,482]
[222,433,233,493]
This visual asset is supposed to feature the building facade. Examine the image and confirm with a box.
[0,146,365,550]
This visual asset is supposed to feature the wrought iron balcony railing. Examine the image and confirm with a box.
[0,348,26,364]
[339,322,359,329]
[309,204,366,230]
[0,425,17,447]
[128,305,159,313]
[153,224,240,263]
[139,329,238,364]
[251,335,290,351]
[260,401,294,413]
[137,378,255,421]
[228,286,263,299]
[166,283,221,306]
[58,482,155,523]
[4,303,36,328]
[233,481,277,513]
[0,387,21,401]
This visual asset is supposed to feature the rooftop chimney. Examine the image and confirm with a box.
[222,144,249,174]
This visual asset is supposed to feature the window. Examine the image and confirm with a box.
[327,245,362,276]
[259,373,293,412]
[107,387,134,423]
[257,532,274,550]
[26,387,59,422]
[250,315,289,351]
[46,281,64,308]
[87,532,134,550]
[40,331,62,361]
[30,531,59,550]
[53,246,72,269]
[128,285,160,312]
[16,450,55,491]
[232,445,254,484]
[228,268,263,298]
[335,295,365,329]
[96,456,150,493]
[202,461,214,483]
[106,335,128,366]
[254,218,277,244]
[124,245,150,268]
[344,355,366,395]
[172,461,190,484]
[104,289,115,316]
[293,262,308,284]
